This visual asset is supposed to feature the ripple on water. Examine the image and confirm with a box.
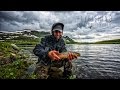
[20,44,120,79]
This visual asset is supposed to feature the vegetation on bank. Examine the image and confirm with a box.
[0,37,79,79]
[67,39,120,44]
[3,37,40,46]
[94,39,120,44]
[0,41,39,79]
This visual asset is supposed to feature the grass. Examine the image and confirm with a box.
[0,41,39,79]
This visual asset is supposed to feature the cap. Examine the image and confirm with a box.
[52,22,64,32]
[52,25,63,32]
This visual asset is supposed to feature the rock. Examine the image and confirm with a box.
[10,53,17,61]
[0,52,4,56]
[11,44,20,51]
[0,53,17,65]
[0,56,4,61]
[0,56,12,65]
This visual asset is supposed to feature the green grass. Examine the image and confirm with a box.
[0,41,38,79]
[0,59,30,79]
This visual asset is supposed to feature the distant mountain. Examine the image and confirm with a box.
[23,30,50,37]
[94,39,120,44]
[0,30,35,40]
[3,30,119,44]
[0,30,77,44]
[63,36,77,44]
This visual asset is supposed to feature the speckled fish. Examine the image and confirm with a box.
[57,52,80,60]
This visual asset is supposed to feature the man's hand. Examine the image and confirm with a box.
[48,50,60,61]
[67,52,78,61]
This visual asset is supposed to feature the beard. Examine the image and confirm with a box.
[55,35,62,41]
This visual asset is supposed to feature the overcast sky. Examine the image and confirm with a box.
[0,11,120,42]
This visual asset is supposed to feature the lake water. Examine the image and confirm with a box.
[20,44,120,79]
[67,44,120,79]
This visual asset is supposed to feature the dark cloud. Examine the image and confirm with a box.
[0,11,120,42]
[111,16,120,24]
[0,11,23,23]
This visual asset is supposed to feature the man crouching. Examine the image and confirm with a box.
[33,22,77,79]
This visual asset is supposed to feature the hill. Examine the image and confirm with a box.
[94,39,120,44]
[0,30,78,44]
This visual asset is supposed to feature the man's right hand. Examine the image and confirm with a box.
[48,50,60,61]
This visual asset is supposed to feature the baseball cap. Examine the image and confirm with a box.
[52,25,63,32]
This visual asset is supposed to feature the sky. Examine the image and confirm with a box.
[0,11,120,42]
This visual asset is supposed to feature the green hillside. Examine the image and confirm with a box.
[94,39,120,44]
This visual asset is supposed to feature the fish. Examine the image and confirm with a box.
[57,52,80,60]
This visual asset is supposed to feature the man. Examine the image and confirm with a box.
[33,22,77,79]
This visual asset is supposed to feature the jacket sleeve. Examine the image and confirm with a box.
[59,40,67,53]
[33,37,50,60]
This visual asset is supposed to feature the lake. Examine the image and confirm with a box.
[67,44,120,79]
[20,44,120,79]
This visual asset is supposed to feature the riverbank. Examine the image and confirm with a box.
[1,38,120,79]
[0,40,39,79]
[0,41,76,79]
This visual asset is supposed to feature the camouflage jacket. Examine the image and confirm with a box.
[33,35,67,65]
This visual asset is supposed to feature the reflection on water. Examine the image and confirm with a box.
[20,44,120,79]
[67,44,120,79]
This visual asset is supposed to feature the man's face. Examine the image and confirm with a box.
[53,30,63,40]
